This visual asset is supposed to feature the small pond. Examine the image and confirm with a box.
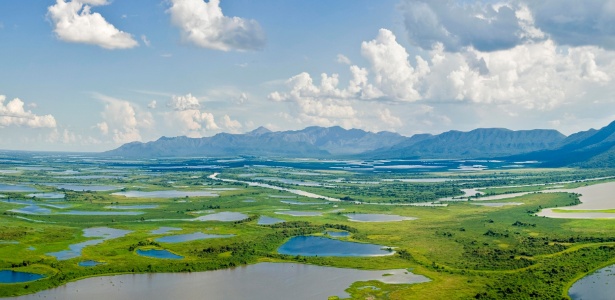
[277,236,394,257]
[257,216,285,225]
[155,232,234,243]
[79,260,103,267]
[26,193,65,199]
[59,210,143,216]
[275,211,322,217]
[105,205,158,209]
[10,262,429,300]
[47,227,132,260]
[112,190,218,198]
[281,200,328,205]
[136,249,183,260]
[49,184,121,192]
[193,212,248,222]
[569,264,615,300]
[345,214,416,222]
[0,270,44,283]
[0,184,37,192]
[151,227,182,234]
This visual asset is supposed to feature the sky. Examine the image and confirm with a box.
[1,0,615,152]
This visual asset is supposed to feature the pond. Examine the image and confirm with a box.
[136,249,183,259]
[112,190,218,198]
[48,184,121,192]
[568,264,615,300]
[194,212,248,222]
[79,260,103,267]
[47,227,132,260]
[105,205,158,209]
[277,236,394,257]
[345,214,416,222]
[0,184,37,192]
[26,192,65,199]
[257,216,285,225]
[275,211,322,217]
[59,210,143,216]
[155,232,234,243]
[151,227,182,234]
[10,263,429,300]
[281,200,329,205]
[0,270,44,283]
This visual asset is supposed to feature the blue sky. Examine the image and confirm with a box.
[1,0,615,151]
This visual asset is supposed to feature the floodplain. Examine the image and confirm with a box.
[1,154,615,299]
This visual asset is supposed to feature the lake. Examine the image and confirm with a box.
[0,270,43,283]
[48,184,121,192]
[0,184,36,192]
[569,264,615,300]
[325,231,350,237]
[275,211,322,217]
[105,205,158,209]
[257,216,285,225]
[10,263,429,300]
[155,232,234,243]
[26,192,65,199]
[193,212,248,222]
[47,227,132,260]
[538,182,615,219]
[345,213,416,222]
[136,249,183,259]
[277,236,394,256]
[112,190,218,198]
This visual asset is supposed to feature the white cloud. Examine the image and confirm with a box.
[0,95,57,128]
[222,115,242,133]
[97,94,153,144]
[237,92,248,104]
[96,121,109,135]
[141,35,151,47]
[167,93,200,111]
[167,0,266,51]
[48,0,138,50]
[378,108,403,128]
[336,54,351,65]
[164,93,219,137]
[148,100,157,109]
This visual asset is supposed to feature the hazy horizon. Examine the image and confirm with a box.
[2,0,615,152]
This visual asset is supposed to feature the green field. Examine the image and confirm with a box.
[1,162,615,299]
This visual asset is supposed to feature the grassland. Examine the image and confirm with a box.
[1,160,615,299]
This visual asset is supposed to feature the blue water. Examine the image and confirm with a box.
[155,232,234,243]
[47,227,132,260]
[50,184,121,192]
[59,211,143,216]
[112,190,218,198]
[345,214,415,222]
[194,212,248,222]
[0,270,44,283]
[26,193,65,199]
[79,260,102,267]
[257,216,285,225]
[569,264,615,300]
[0,184,37,192]
[136,249,183,259]
[277,236,393,257]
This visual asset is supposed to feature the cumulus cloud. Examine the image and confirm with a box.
[336,54,351,65]
[165,93,219,137]
[529,0,615,49]
[0,95,57,128]
[399,0,539,52]
[270,24,615,132]
[97,94,153,143]
[148,100,157,109]
[48,0,138,49]
[221,115,242,133]
[378,108,403,128]
[167,0,266,51]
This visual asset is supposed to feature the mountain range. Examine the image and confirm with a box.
[105,121,615,167]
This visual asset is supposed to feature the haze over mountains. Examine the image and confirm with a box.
[105,121,615,168]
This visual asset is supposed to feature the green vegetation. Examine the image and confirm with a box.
[1,160,615,299]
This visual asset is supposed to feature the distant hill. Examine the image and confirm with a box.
[507,120,615,167]
[105,122,615,168]
[104,126,405,158]
[363,128,566,159]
